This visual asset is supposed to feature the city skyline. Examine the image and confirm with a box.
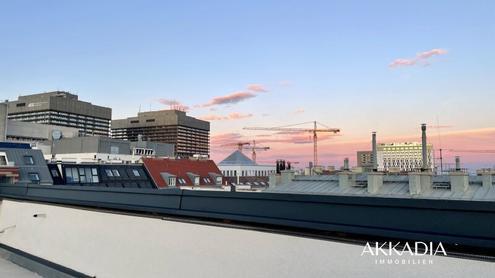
[1,1,494,168]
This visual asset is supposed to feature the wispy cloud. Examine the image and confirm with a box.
[202,91,256,107]
[211,132,245,146]
[157,98,190,111]
[199,112,253,121]
[200,83,267,108]
[389,48,448,68]
[293,108,305,114]
[247,84,267,92]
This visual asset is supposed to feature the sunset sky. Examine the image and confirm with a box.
[1,1,494,169]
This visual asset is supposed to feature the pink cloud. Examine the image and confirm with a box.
[389,48,448,68]
[157,99,190,111]
[247,84,267,92]
[202,91,256,107]
[417,48,448,59]
[211,127,495,170]
[199,112,253,121]
[293,108,305,114]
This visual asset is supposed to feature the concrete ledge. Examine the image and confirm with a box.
[0,244,91,278]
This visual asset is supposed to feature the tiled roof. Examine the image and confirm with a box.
[143,158,223,188]
[218,150,256,166]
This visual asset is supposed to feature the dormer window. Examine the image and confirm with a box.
[168,177,176,187]
[24,155,34,165]
[216,176,222,185]
[0,153,7,166]
[194,177,200,186]
[28,172,40,184]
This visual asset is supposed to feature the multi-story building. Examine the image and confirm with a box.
[356,151,373,171]
[0,103,7,141]
[6,91,112,136]
[111,110,209,158]
[377,142,433,172]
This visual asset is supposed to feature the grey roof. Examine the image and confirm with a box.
[218,150,256,166]
[0,146,53,185]
[264,174,495,201]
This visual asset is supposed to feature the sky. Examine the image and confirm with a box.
[0,1,494,169]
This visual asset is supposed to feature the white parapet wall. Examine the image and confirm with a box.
[450,172,469,193]
[367,172,383,194]
[1,199,495,278]
[408,172,433,195]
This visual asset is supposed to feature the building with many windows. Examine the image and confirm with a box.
[377,142,433,172]
[6,91,112,136]
[111,110,209,158]
[356,150,373,172]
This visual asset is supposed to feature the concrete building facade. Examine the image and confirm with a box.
[356,151,373,171]
[6,91,111,136]
[6,120,80,143]
[111,110,209,158]
[0,103,7,141]
[48,136,174,163]
[377,142,433,172]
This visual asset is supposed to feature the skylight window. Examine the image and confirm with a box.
[24,155,34,165]
[28,172,40,184]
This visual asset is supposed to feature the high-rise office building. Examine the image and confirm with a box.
[356,150,373,171]
[377,142,433,172]
[111,110,209,157]
[6,91,111,136]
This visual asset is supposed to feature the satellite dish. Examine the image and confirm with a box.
[52,130,62,140]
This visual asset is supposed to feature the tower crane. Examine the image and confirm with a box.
[447,149,495,154]
[242,140,269,163]
[244,121,340,167]
[220,142,250,151]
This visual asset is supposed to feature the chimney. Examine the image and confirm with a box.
[421,124,428,171]
[343,157,349,171]
[367,172,383,193]
[481,173,493,189]
[280,169,295,185]
[450,156,468,192]
[372,132,377,171]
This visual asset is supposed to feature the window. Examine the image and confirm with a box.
[216,177,222,185]
[132,169,141,177]
[50,169,59,178]
[203,177,211,183]
[16,103,26,107]
[177,178,186,185]
[65,167,79,183]
[105,169,114,177]
[130,120,139,123]
[146,119,155,122]
[0,154,7,166]
[168,177,176,186]
[24,156,34,165]
[112,169,121,177]
[28,173,40,184]
[79,167,87,183]
[194,177,200,186]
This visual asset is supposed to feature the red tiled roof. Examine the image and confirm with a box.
[142,158,223,188]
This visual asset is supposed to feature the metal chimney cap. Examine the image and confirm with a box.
[421,123,427,130]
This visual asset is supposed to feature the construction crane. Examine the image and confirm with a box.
[220,142,250,151]
[242,140,269,163]
[447,149,495,154]
[244,121,340,167]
